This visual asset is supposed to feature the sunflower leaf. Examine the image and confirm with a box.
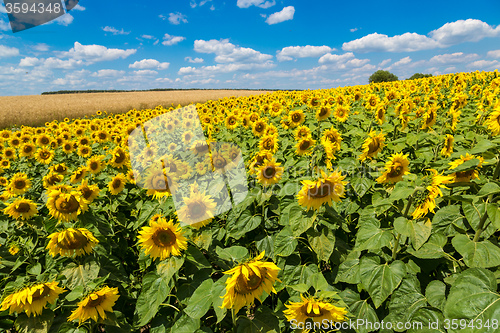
[134,271,173,327]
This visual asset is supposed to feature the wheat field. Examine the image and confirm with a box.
[0,90,270,129]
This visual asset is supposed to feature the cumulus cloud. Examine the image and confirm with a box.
[277,45,335,61]
[343,19,500,53]
[72,4,85,11]
[378,59,391,67]
[43,57,83,69]
[133,70,158,76]
[0,45,19,58]
[467,60,500,69]
[178,62,275,76]
[129,59,170,70]
[194,39,272,63]
[19,57,42,67]
[237,0,275,9]
[168,12,188,25]
[58,42,137,63]
[102,26,130,35]
[185,56,204,63]
[33,43,49,52]
[162,33,186,46]
[391,56,412,67]
[265,6,294,25]
[53,13,74,26]
[487,50,500,58]
[318,52,355,64]
[429,52,478,64]
[0,19,9,31]
[141,35,155,40]
[91,69,125,77]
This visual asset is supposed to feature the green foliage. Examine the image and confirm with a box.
[368,70,399,83]
[407,73,433,80]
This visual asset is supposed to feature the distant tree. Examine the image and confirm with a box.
[368,70,399,84]
[408,73,433,80]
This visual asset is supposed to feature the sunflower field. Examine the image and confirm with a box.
[1,70,500,333]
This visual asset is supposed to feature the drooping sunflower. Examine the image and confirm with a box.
[441,134,454,157]
[70,166,88,184]
[46,189,87,222]
[297,170,348,211]
[78,180,100,204]
[221,251,280,314]
[108,173,127,195]
[375,105,386,125]
[412,169,453,219]
[421,106,438,130]
[486,107,500,135]
[359,131,385,161]
[137,217,188,260]
[283,294,348,327]
[46,228,99,257]
[295,137,316,156]
[0,282,66,317]
[259,134,279,154]
[8,173,31,195]
[256,158,284,186]
[376,153,410,184]
[321,127,342,152]
[448,153,484,182]
[3,198,38,220]
[177,190,217,228]
[67,286,119,323]
[35,147,54,165]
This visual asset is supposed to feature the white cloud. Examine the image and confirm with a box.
[142,35,155,40]
[168,12,188,25]
[194,39,272,63]
[210,5,215,10]
[162,33,186,46]
[0,45,19,58]
[487,50,500,58]
[277,45,335,61]
[190,0,212,8]
[467,60,500,69]
[133,70,158,76]
[343,32,439,53]
[378,59,391,67]
[318,52,355,64]
[429,19,500,45]
[58,42,137,63]
[156,77,173,83]
[429,52,478,64]
[72,4,85,11]
[153,39,159,45]
[0,19,9,31]
[91,69,125,77]
[33,43,49,52]
[391,56,412,67]
[237,0,275,9]
[0,4,6,13]
[350,28,358,32]
[185,56,204,63]
[129,59,170,70]
[19,57,42,67]
[159,14,167,20]
[265,6,294,25]
[178,61,275,76]
[43,57,83,69]
[53,13,74,26]
[343,19,500,53]
[102,26,130,35]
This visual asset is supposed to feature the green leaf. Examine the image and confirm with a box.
[486,203,500,229]
[274,227,298,257]
[451,234,500,268]
[359,256,406,308]
[432,205,466,236]
[226,209,261,240]
[340,289,378,333]
[389,181,414,202]
[216,246,248,263]
[65,285,84,302]
[211,276,228,324]
[307,227,335,261]
[425,280,447,311]
[236,305,279,333]
[470,139,496,154]
[184,279,214,319]
[14,309,53,333]
[355,223,394,251]
[61,260,99,290]
[408,308,446,333]
[477,182,500,197]
[394,217,432,250]
[134,272,172,327]
[156,256,185,281]
[409,233,447,259]
[463,202,496,239]
[186,246,211,269]
[171,314,200,333]
[387,276,427,331]
[448,158,480,173]
[282,204,312,236]
[443,268,500,333]
[335,259,361,284]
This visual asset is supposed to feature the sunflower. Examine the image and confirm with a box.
[283,294,348,327]
[252,120,267,137]
[108,173,127,195]
[359,130,385,161]
[0,282,65,317]
[3,198,38,220]
[321,127,342,151]
[43,172,64,189]
[51,163,68,175]
[144,167,177,200]
[412,169,453,219]
[3,147,16,160]
[35,148,54,165]
[86,155,106,174]
[20,143,35,158]
[297,170,348,211]
[35,134,51,146]
[9,244,20,255]
[191,140,211,157]
[137,217,188,260]
[67,286,119,323]
[421,106,438,130]
[376,153,410,184]
[315,105,331,121]
[256,158,284,186]
[182,131,194,145]
[0,177,7,186]
[295,137,316,156]
[61,141,74,154]
[78,180,100,204]
[70,166,88,184]
[288,110,306,128]
[225,114,239,130]
[333,105,349,122]
[177,190,217,228]
[46,189,87,222]
[441,134,454,157]
[108,146,128,168]
[249,151,274,175]
[375,105,386,125]
[46,228,98,257]
[77,145,92,158]
[8,173,31,195]
[448,153,484,182]
[221,251,280,314]
[211,151,229,173]
[259,135,279,154]
[294,126,311,140]
[486,107,500,135]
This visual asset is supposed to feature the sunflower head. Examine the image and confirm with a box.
[138,217,188,260]
[376,153,410,184]
[177,190,217,228]
[68,286,119,323]
[284,294,348,326]
[3,198,38,220]
[46,228,98,257]
[256,158,284,186]
[46,189,87,222]
[297,170,348,211]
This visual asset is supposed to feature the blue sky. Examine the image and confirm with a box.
[0,0,499,96]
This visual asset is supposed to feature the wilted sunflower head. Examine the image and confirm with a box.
[46,189,86,222]
[283,294,348,325]
[46,228,98,257]
[67,286,119,323]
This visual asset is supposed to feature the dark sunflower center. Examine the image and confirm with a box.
[85,294,105,308]
[41,137,50,145]
[59,232,88,250]
[188,202,206,219]
[263,166,276,179]
[263,139,273,150]
[31,286,50,301]
[388,165,404,178]
[299,140,311,151]
[112,179,122,189]
[308,182,332,199]
[40,152,50,159]
[81,148,89,154]
[214,157,226,169]
[47,176,60,185]
[90,162,99,171]
[304,304,324,317]
[228,118,236,125]
[256,123,265,132]
[319,108,328,117]
[14,180,26,189]
[152,229,177,247]
[456,169,474,179]
[367,140,380,154]
[98,133,106,140]
[80,138,89,145]
[235,266,265,294]
[291,113,302,122]
[55,195,80,213]
[81,187,93,199]
[16,202,32,213]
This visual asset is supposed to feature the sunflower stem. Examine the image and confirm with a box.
[231,308,237,332]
